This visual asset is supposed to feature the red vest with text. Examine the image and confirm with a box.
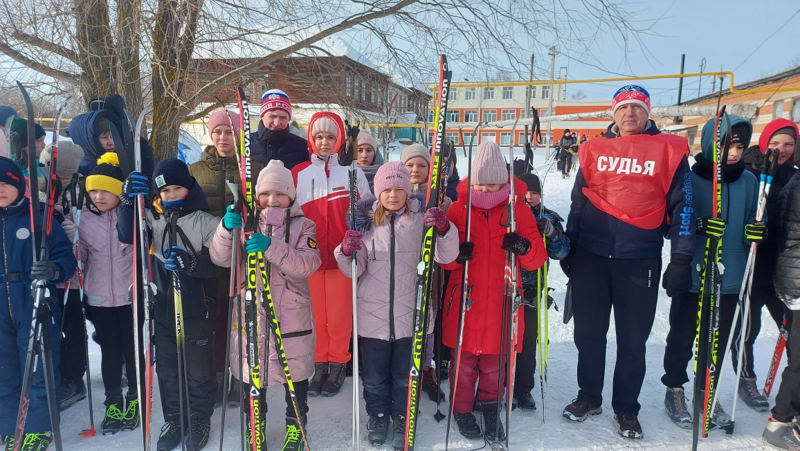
[579,133,690,230]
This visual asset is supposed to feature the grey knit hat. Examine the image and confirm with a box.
[471,141,508,184]
[400,143,431,164]
[41,138,84,179]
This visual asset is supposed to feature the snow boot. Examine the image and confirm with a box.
[58,378,87,411]
[227,377,242,407]
[308,362,328,397]
[282,415,308,451]
[321,362,346,397]
[615,412,643,439]
[563,398,602,422]
[367,413,389,445]
[440,359,449,380]
[422,368,445,402]
[739,376,769,411]
[121,396,140,431]
[454,412,483,439]
[214,371,225,408]
[764,418,800,449]
[18,432,52,451]
[391,415,406,451]
[481,402,506,443]
[157,415,184,451]
[514,391,537,410]
[101,396,124,435]
[187,414,210,451]
[664,387,691,429]
[710,398,732,429]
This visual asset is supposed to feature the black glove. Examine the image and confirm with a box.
[537,217,557,240]
[745,221,767,244]
[696,216,725,239]
[662,254,693,297]
[456,242,475,265]
[163,246,197,273]
[560,248,576,279]
[121,171,151,207]
[30,260,61,281]
[501,232,531,255]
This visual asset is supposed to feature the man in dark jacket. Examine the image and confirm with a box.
[560,85,695,439]
[251,89,309,169]
[733,118,800,412]
[556,130,577,178]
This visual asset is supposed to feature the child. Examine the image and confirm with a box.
[8,117,46,179]
[440,142,547,443]
[355,130,384,191]
[292,112,370,397]
[79,153,140,434]
[660,115,762,429]
[514,172,570,410]
[334,162,458,449]
[0,156,77,450]
[210,159,321,450]
[118,158,221,451]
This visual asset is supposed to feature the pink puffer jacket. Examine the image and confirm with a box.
[334,194,459,341]
[79,208,133,307]
[209,202,321,386]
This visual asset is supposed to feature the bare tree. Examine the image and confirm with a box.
[570,89,588,100]
[0,0,655,160]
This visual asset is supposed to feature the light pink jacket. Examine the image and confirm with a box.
[79,208,134,307]
[209,202,321,386]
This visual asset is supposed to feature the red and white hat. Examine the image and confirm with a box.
[259,89,292,119]
[611,85,651,114]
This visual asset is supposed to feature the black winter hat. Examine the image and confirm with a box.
[0,156,26,204]
[153,158,194,191]
[517,172,541,194]
[9,117,46,148]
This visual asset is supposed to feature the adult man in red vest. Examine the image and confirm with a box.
[560,85,696,439]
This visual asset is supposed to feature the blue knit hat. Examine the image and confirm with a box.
[153,158,194,191]
[0,106,17,128]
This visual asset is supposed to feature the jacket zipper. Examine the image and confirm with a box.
[2,215,12,323]
[108,212,117,302]
[221,157,228,211]
[389,213,396,342]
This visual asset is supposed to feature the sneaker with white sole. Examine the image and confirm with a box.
[763,418,800,450]
[664,387,692,429]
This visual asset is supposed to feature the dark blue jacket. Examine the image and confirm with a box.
[250,122,309,170]
[565,120,695,259]
[522,204,569,289]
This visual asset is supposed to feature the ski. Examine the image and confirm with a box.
[13,83,63,451]
[764,320,788,398]
[404,54,451,451]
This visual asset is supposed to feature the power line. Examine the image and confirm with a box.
[732,8,800,72]
[556,50,635,78]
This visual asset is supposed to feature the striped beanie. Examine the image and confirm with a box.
[86,153,124,197]
[612,85,651,114]
[259,89,292,119]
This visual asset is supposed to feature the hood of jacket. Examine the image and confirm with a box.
[306,112,345,157]
[68,110,123,162]
[700,114,753,161]
[759,118,799,154]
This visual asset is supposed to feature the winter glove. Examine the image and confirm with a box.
[455,242,475,264]
[696,216,726,239]
[246,233,271,254]
[341,230,363,257]
[223,205,243,231]
[61,219,78,242]
[537,217,557,240]
[30,260,61,281]
[164,246,197,273]
[745,221,767,244]
[423,207,450,235]
[120,171,150,207]
[560,248,576,279]
[661,253,693,298]
[501,232,531,256]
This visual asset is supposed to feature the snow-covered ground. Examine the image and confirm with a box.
[61,147,782,450]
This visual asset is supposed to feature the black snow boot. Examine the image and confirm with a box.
[58,378,87,411]
[481,402,506,443]
[227,377,242,407]
[17,432,52,451]
[282,415,308,451]
[214,371,225,408]
[120,396,140,431]
[367,413,390,445]
[187,414,210,450]
[101,396,124,435]
[563,398,602,422]
[454,412,482,439]
[615,412,643,439]
[321,362,346,397]
[514,391,537,410]
[422,368,445,402]
[157,415,184,451]
[308,362,328,397]
[392,415,406,450]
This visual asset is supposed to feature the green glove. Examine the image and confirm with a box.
[223,205,243,230]
[697,216,725,239]
[745,221,767,244]
[246,233,271,254]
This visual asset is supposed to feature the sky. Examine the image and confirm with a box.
[542,0,800,105]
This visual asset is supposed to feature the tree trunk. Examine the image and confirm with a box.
[117,0,144,119]
[74,0,117,101]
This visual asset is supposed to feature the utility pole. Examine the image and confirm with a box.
[698,58,706,98]
[546,46,555,159]
[676,54,686,105]
[525,54,534,118]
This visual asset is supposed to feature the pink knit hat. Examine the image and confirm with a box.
[256,160,296,201]
[357,130,377,152]
[471,141,508,184]
[373,161,411,198]
[311,116,338,138]
[207,109,241,137]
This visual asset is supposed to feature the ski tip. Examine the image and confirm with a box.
[78,426,96,437]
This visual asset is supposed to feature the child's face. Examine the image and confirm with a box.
[357,144,375,166]
[90,189,120,211]
[35,137,46,157]
[768,134,796,165]
[0,182,19,208]
[404,157,429,185]
[525,191,541,207]
[211,125,236,156]
[473,183,503,193]
[314,133,337,157]
[380,187,407,212]
[159,185,190,203]
[98,130,115,152]
[258,190,291,209]
[727,143,744,164]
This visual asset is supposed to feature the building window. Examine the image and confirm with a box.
[361,80,366,102]
[449,88,457,101]
[501,109,516,121]
[482,110,497,122]
[445,132,459,145]
[448,110,459,123]
[518,131,527,145]
[500,132,512,146]
[483,87,494,100]
[792,98,800,122]
[346,74,352,97]
[464,110,478,122]
[503,87,513,100]
[542,86,550,99]
[775,100,785,119]
[526,86,536,99]
[428,111,434,123]
[463,132,477,145]
[465,88,476,101]
[371,86,377,104]
[428,132,434,145]
[481,132,496,143]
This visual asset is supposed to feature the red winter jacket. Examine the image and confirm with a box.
[441,179,548,355]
